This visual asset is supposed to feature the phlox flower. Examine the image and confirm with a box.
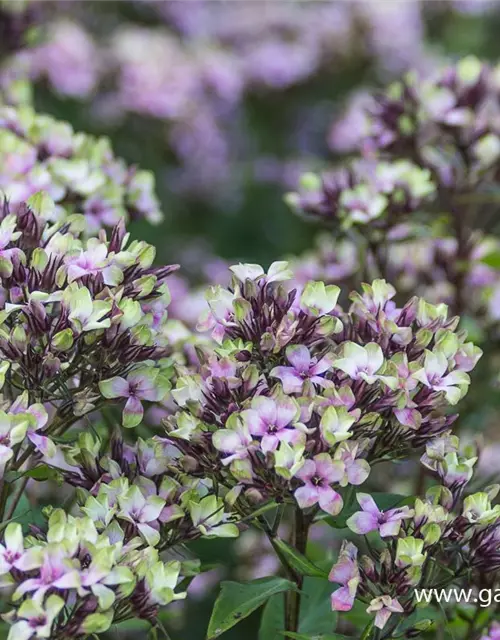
[333,342,386,384]
[198,285,237,343]
[319,405,357,447]
[300,280,340,317]
[240,394,304,454]
[5,594,64,640]
[0,524,42,577]
[13,545,79,601]
[117,484,166,546]
[273,441,305,480]
[294,453,344,515]
[229,261,293,284]
[212,413,254,467]
[99,367,171,428]
[413,350,470,405]
[65,238,122,286]
[271,344,334,393]
[347,493,414,537]
[189,495,239,538]
[329,541,359,612]
[333,441,370,487]
[64,285,112,333]
[366,595,404,630]
[395,537,426,568]
[145,560,187,606]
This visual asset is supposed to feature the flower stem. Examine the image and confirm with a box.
[360,619,375,640]
[284,507,310,637]
[4,476,29,522]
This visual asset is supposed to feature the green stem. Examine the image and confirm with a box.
[4,476,29,522]
[360,619,375,640]
[284,508,310,638]
[0,480,9,522]
[257,515,296,582]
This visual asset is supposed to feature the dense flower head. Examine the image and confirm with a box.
[287,52,500,303]
[0,194,177,478]
[162,262,480,518]
[0,509,188,639]
[47,431,238,546]
[319,56,500,204]
[330,433,500,634]
[287,159,436,229]
[0,103,163,233]
[363,56,500,180]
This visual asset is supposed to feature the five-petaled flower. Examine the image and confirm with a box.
[294,453,344,515]
[271,345,334,393]
[329,541,360,612]
[347,493,414,537]
[99,367,171,428]
[240,394,304,454]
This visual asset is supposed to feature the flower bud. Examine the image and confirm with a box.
[52,328,74,351]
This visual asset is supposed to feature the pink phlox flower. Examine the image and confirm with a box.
[271,345,334,393]
[294,453,344,515]
[347,493,414,537]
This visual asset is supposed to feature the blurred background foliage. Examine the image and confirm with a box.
[26,1,500,272]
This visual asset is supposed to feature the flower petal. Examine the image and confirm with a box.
[99,377,129,399]
[286,345,311,373]
[346,511,378,535]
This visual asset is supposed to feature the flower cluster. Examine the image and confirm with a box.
[289,62,500,230]
[363,56,500,183]
[329,431,500,635]
[0,104,163,233]
[45,431,239,548]
[0,510,187,639]
[163,263,480,519]
[287,159,436,229]
[0,194,176,478]
[288,56,500,325]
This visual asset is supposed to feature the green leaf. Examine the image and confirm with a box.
[321,492,409,529]
[4,465,61,484]
[244,501,279,521]
[279,634,350,640]
[5,493,45,529]
[360,620,375,640]
[259,577,337,640]
[273,537,328,579]
[481,251,500,268]
[207,577,297,639]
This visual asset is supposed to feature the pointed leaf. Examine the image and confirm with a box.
[272,537,328,579]
[280,635,350,640]
[259,577,337,640]
[208,577,297,639]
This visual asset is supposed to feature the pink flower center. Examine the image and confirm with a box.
[4,550,20,564]
[312,475,325,487]
[30,615,46,628]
